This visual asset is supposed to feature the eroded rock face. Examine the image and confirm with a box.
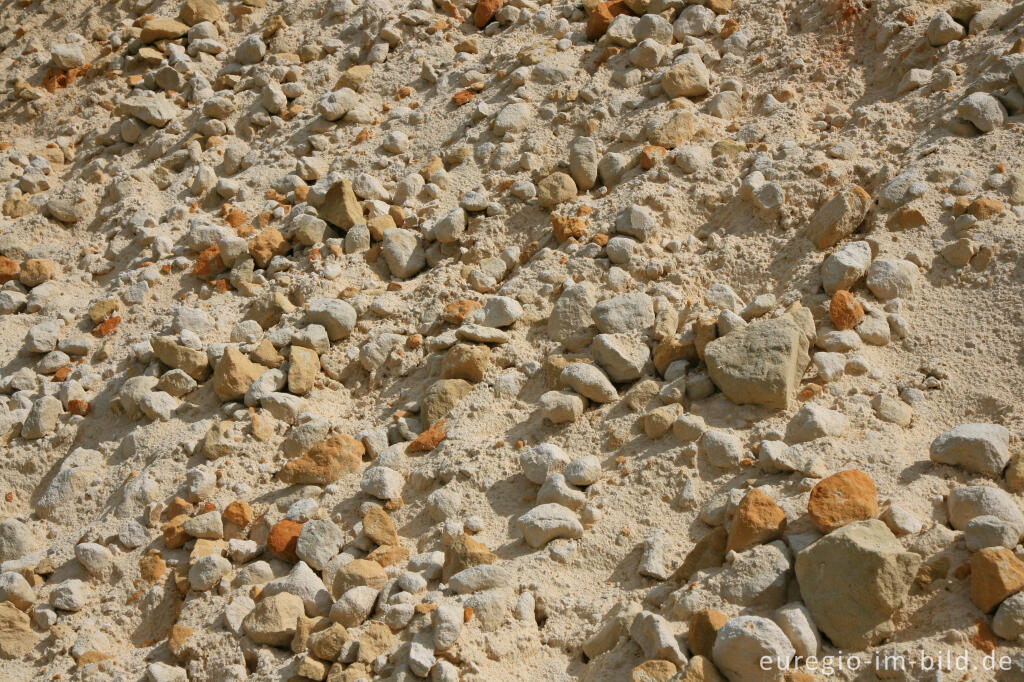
[795,520,921,648]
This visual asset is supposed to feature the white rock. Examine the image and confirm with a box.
[712,615,795,682]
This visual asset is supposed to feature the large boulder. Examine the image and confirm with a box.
[795,520,920,648]
[930,423,1010,478]
[703,312,811,409]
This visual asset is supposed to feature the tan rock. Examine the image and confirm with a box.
[362,507,398,546]
[88,298,119,324]
[251,338,284,367]
[971,547,1024,612]
[0,601,37,659]
[223,500,253,527]
[632,659,677,682]
[537,172,578,208]
[421,379,472,426]
[1006,452,1024,493]
[19,258,57,287]
[727,488,787,552]
[671,526,727,583]
[808,470,879,533]
[249,228,290,268]
[213,346,265,401]
[968,197,1004,220]
[200,420,239,460]
[336,65,372,91]
[552,215,588,242]
[677,655,726,682]
[332,559,387,598]
[355,621,394,663]
[442,299,481,325]
[141,17,189,43]
[806,184,871,250]
[288,346,320,395]
[243,592,305,646]
[648,111,697,148]
[441,343,490,382]
[443,533,498,581]
[179,0,222,25]
[688,610,728,659]
[279,433,364,485]
[152,335,210,380]
[308,622,350,661]
[320,179,363,229]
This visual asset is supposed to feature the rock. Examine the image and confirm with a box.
[537,172,578,208]
[471,296,523,328]
[296,519,344,570]
[703,313,810,409]
[672,527,727,582]
[688,610,728,659]
[866,258,916,301]
[517,504,583,547]
[243,592,304,646]
[569,136,599,190]
[122,96,177,127]
[929,423,1010,478]
[948,486,1024,538]
[927,11,964,46]
[189,554,231,591]
[549,283,598,341]
[648,111,696,148]
[785,404,849,444]
[673,414,707,441]
[51,579,88,611]
[51,43,86,69]
[382,228,425,279]
[592,293,655,334]
[0,601,36,659]
[151,336,209,380]
[958,91,1006,132]
[180,0,221,25]
[701,430,745,469]
[993,591,1024,639]
[560,363,618,403]
[235,35,266,64]
[807,470,879,533]
[433,604,463,649]
[711,616,794,682]
[288,346,320,395]
[615,205,657,241]
[828,290,863,331]
[662,53,710,98]
[971,547,1024,612]
[305,299,356,341]
[805,184,871,249]
[795,520,920,648]
[320,179,363,228]
[675,656,726,682]
[360,466,404,500]
[422,379,472,426]
[821,241,872,294]
[772,602,820,658]
[331,586,378,627]
[871,395,913,426]
[213,347,265,401]
[727,489,786,553]
[22,396,61,439]
[966,515,1018,551]
[248,228,289,268]
[268,520,302,562]
[645,404,684,439]
[332,559,387,598]
[280,433,364,485]
[521,444,572,485]
[141,17,188,42]
[0,572,33,610]
[630,610,686,667]
[449,565,510,593]
[492,102,532,136]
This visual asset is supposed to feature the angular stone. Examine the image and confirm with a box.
[151,336,209,380]
[662,53,710,98]
[320,179,363,229]
[243,592,305,646]
[795,520,920,648]
[280,433,364,485]
[971,547,1024,612]
[727,489,786,553]
[712,616,794,682]
[517,504,583,548]
[703,314,810,410]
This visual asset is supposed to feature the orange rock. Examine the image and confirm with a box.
[162,515,189,549]
[443,299,481,325]
[688,609,728,659]
[407,418,447,453]
[332,558,388,596]
[223,500,253,527]
[452,89,476,106]
[808,470,879,533]
[727,488,787,552]
[586,0,631,40]
[552,215,588,242]
[829,290,864,331]
[631,659,677,682]
[279,433,364,485]
[249,227,290,268]
[888,206,927,230]
[474,0,504,28]
[442,533,498,581]
[67,399,91,416]
[193,245,225,278]
[268,520,303,562]
[168,624,195,660]
[92,315,121,337]
[139,550,166,582]
[968,197,1004,220]
[441,344,490,382]
[640,145,668,169]
[951,196,971,217]
[970,547,1024,612]
[0,256,19,283]
[366,544,410,567]
[19,258,57,287]
[167,497,192,518]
